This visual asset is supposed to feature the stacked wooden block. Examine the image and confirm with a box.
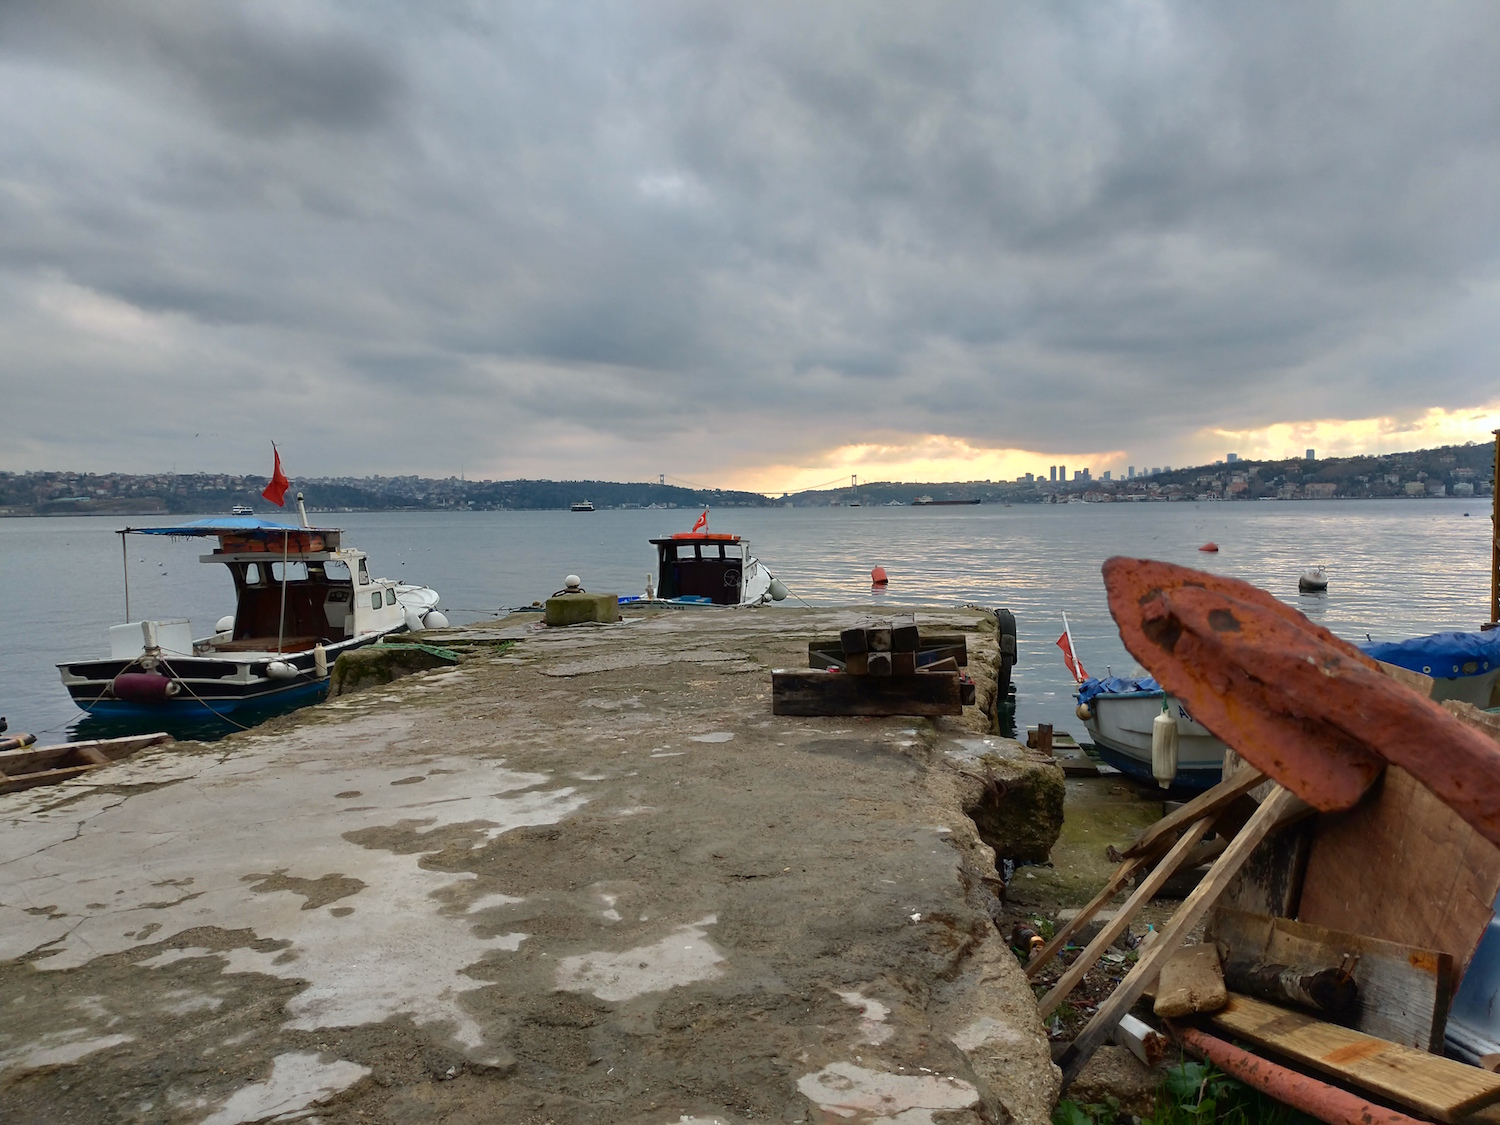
[771,615,975,716]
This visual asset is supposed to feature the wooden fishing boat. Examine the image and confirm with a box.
[57,515,444,722]
[0,733,173,793]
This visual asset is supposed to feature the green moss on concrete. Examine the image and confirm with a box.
[963,755,1066,863]
[330,645,459,698]
[544,593,620,626]
[1024,778,1165,906]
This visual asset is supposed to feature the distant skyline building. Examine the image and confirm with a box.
[1050,465,1057,482]
[1128,466,1135,479]
[1306,448,1316,460]
[1102,470,1112,481]
[1226,453,1239,463]
[1059,464,1067,481]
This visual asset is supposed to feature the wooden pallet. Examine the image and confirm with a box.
[0,733,174,793]
[771,669,962,716]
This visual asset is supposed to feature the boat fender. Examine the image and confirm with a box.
[313,643,328,678]
[421,609,449,630]
[1151,703,1179,789]
[215,615,235,635]
[404,607,426,632]
[871,565,889,586]
[266,660,298,680]
[768,578,789,602]
[112,672,180,704]
[1076,703,1092,722]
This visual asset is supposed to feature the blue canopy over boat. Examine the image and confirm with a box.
[1077,675,1161,705]
[119,517,339,537]
[1361,631,1500,678]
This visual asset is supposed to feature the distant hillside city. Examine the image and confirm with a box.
[1,440,1494,516]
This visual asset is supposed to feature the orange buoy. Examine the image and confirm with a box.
[870,565,889,585]
[1198,542,1219,552]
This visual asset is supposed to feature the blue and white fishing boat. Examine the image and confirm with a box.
[1361,630,1500,707]
[57,515,444,722]
[1076,676,1228,790]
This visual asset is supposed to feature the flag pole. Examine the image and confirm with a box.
[120,531,130,622]
[1062,611,1082,684]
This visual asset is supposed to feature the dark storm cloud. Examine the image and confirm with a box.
[3,1,1500,479]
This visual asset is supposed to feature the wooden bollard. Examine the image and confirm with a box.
[1037,723,1053,756]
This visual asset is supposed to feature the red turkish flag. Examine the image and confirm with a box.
[691,509,708,533]
[1056,630,1088,683]
[261,445,290,507]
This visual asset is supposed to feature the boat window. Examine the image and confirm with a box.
[243,562,262,585]
[323,559,351,582]
[723,544,743,559]
[385,589,397,606]
[676,544,698,560]
[271,561,308,582]
[358,559,370,585]
[371,591,383,610]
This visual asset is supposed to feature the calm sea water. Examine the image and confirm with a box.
[1,500,1491,741]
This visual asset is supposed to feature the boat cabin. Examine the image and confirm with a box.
[201,526,406,650]
[651,533,749,605]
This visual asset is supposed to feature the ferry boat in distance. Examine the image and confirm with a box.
[57,510,444,723]
[230,504,255,515]
[910,495,982,506]
[570,500,596,512]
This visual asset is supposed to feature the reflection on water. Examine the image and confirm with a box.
[2,500,1490,741]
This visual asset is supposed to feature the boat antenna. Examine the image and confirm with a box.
[119,531,130,622]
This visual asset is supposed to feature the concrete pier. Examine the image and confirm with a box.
[1,607,1063,1124]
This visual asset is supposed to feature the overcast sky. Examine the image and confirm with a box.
[4,1,1500,490]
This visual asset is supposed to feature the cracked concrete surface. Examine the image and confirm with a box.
[1,606,1059,1125]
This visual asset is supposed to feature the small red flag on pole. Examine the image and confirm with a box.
[261,444,291,507]
[1056,612,1088,683]
[691,509,708,533]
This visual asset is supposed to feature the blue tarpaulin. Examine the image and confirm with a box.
[1077,675,1161,705]
[1360,631,1500,678]
[120,517,337,537]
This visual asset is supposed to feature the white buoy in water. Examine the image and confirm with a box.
[768,578,789,602]
[422,609,449,630]
[1151,704,1179,789]
[266,660,298,680]
[215,615,235,635]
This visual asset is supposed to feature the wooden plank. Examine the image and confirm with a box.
[770,669,962,717]
[1058,786,1305,1088]
[891,651,916,676]
[0,733,172,776]
[916,644,967,668]
[0,763,104,794]
[1217,815,1316,918]
[844,653,869,675]
[1210,908,1452,1051]
[1209,992,1500,1121]
[1122,764,1268,858]
[1298,765,1500,976]
[867,652,892,676]
[866,625,892,653]
[1038,814,1217,1018]
[1154,942,1228,1017]
[891,614,919,652]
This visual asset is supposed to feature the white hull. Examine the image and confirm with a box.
[1084,692,1227,787]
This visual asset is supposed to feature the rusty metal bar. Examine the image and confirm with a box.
[1102,558,1500,848]
[1173,1025,1433,1125]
